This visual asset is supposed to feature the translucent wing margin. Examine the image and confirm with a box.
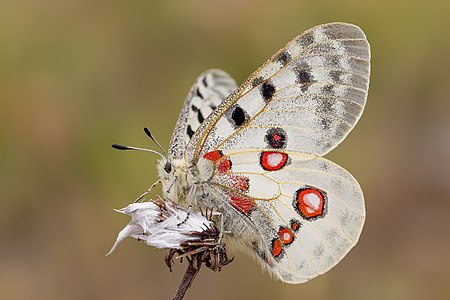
[168,69,237,160]
[201,149,365,283]
[186,23,370,162]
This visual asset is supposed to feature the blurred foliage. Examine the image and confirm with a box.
[1,0,450,299]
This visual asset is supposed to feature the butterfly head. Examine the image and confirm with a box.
[157,157,198,205]
[157,157,173,184]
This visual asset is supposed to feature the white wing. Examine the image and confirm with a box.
[168,69,237,160]
[200,149,365,283]
[185,23,370,162]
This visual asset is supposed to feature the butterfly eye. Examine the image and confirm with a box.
[164,161,172,173]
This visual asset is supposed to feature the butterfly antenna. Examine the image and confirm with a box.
[144,128,167,158]
[111,143,166,159]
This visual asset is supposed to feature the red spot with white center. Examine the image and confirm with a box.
[294,188,326,219]
[271,238,283,258]
[279,227,294,245]
[229,194,254,215]
[271,226,297,259]
[260,151,288,171]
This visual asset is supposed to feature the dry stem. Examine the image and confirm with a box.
[171,260,201,300]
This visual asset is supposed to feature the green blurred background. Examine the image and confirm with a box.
[1,0,449,299]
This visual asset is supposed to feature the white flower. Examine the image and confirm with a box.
[107,199,215,256]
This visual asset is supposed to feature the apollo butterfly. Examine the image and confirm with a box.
[151,23,369,283]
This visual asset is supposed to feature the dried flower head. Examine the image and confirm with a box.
[108,198,233,272]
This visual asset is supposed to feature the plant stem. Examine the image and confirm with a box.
[171,262,201,300]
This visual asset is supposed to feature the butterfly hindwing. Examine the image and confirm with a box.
[185,23,370,162]
[168,69,237,160]
[200,149,364,283]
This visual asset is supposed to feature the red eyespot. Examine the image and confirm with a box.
[260,151,288,171]
[294,188,326,219]
[279,227,294,245]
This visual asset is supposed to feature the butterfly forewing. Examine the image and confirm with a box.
[168,69,237,160]
[185,23,370,162]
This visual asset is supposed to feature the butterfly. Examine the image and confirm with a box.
[152,23,369,283]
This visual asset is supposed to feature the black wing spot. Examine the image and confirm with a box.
[229,105,248,127]
[294,68,312,84]
[251,76,264,87]
[294,67,314,92]
[187,125,194,138]
[197,110,205,123]
[329,70,343,83]
[210,104,217,110]
[275,51,291,66]
[298,32,314,48]
[202,76,208,87]
[196,88,203,99]
[231,106,246,126]
[261,81,276,102]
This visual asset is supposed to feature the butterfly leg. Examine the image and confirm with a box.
[165,176,177,196]
[210,210,231,244]
[133,180,161,203]
[148,179,162,193]
[133,190,149,203]
[177,206,192,226]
